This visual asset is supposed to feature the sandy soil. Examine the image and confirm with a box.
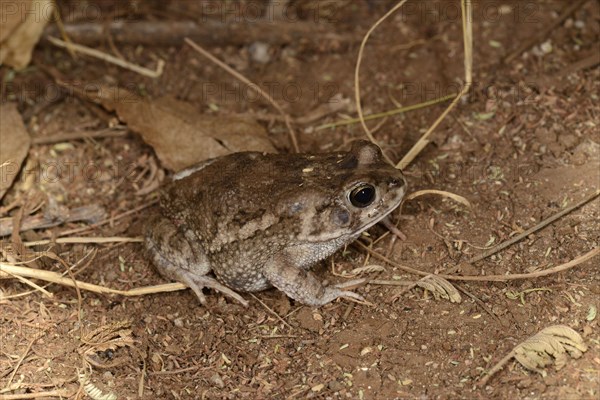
[1,1,599,399]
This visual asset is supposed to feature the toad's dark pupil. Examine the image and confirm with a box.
[350,185,376,207]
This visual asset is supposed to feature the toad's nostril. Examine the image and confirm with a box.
[389,178,406,188]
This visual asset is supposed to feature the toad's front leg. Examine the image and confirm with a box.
[262,255,365,306]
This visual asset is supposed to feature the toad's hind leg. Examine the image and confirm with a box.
[145,214,249,307]
[171,269,249,307]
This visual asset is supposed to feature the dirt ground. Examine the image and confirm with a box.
[1,1,599,399]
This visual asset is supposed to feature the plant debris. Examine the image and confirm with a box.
[480,325,588,385]
[0,103,31,201]
[416,275,462,303]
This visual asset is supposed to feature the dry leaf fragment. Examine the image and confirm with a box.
[0,103,31,200]
[80,320,137,369]
[0,0,54,69]
[348,264,386,277]
[416,275,462,303]
[80,85,276,170]
[78,371,118,400]
[116,95,276,170]
[480,325,588,385]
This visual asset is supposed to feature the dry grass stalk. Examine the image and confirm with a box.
[354,0,409,165]
[47,36,165,78]
[403,190,472,209]
[357,242,599,282]
[397,0,473,169]
[0,262,186,296]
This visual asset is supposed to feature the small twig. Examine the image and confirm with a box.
[469,189,600,263]
[293,98,352,125]
[453,283,502,324]
[137,349,146,398]
[258,334,299,339]
[47,253,84,332]
[24,236,143,247]
[503,0,590,63]
[354,0,409,165]
[478,351,515,387]
[369,279,414,286]
[44,20,358,51]
[149,365,202,376]
[105,21,126,61]
[52,4,76,59]
[4,327,51,388]
[478,325,587,386]
[380,218,407,241]
[249,293,293,330]
[184,38,299,153]
[0,204,106,237]
[0,263,187,296]
[357,242,599,282]
[0,390,74,399]
[3,249,96,300]
[533,51,600,91]
[31,128,128,145]
[553,52,600,77]
[46,36,165,78]
[2,271,53,298]
[388,272,436,301]
[48,200,156,238]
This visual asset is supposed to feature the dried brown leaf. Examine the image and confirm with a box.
[513,326,588,375]
[0,0,53,69]
[80,320,137,368]
[0,103,31,200]
[85,86,276,171]
[492,325,588,380]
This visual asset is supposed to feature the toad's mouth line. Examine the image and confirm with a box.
[357,197,404,233]
[302,195,405,244]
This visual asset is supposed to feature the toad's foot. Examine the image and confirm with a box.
[332,278,369,303]
[176,270,249,307]
[264,258,365,307]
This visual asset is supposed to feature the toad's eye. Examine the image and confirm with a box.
[349,184,376,208]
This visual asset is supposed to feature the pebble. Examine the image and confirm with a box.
[249,42,271,64]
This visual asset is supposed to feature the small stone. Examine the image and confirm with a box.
[248,42,271,64]
[210,373,225,388]
[311,383,324,392]
[570,151,586,165]
[103,269,119,282]
[328,380,344,392]
[360,347,372,356]
[547,142,563,157]
[534,127,556,144]
[540,40,553,54]
[558,133,578,149]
